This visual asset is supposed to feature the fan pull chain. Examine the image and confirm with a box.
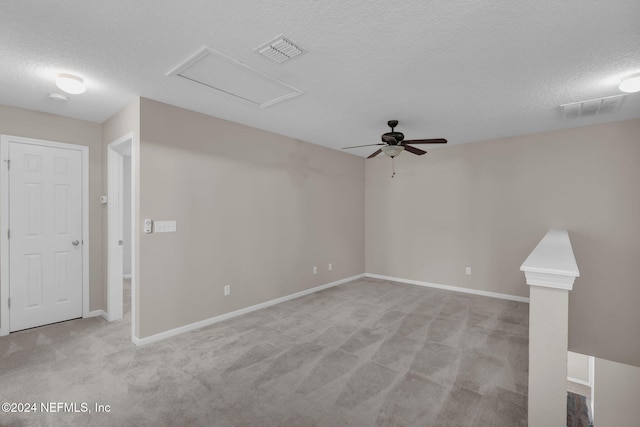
[391,157,396,178]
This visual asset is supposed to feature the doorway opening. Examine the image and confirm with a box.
[107,133,135,339]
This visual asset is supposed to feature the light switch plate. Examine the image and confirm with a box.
[154,220,177,233]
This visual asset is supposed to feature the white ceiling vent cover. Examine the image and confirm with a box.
[255,35,304,64]
[560,94,626,119]
[167,47,303,108]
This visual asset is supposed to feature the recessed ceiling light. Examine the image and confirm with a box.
[48,92,68,102]
[55,73,86,94]
[619,72,640,93]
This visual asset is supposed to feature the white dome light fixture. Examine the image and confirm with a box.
[382,145,404,158]
[55,73,86,94]
[619,72,640,93]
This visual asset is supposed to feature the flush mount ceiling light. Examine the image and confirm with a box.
[55,73,86,94]
[619,72,640,93]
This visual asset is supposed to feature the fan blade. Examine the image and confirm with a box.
[367,149,383,159]
[403,145,427,156]
[403,138,447,145]
[342,143,385,149]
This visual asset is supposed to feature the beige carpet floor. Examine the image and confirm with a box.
[0,277,529,426]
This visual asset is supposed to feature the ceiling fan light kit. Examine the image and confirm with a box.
[381,145,404,157]
[342,120,447,177]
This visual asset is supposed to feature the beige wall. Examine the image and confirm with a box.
[366,118,640,366]
[138,98,365,338]
[0,104,104,314]
[4,98,636,367]
[594,358,640,425]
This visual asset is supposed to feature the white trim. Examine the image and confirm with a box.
[133,274,364,346]
[0,135,90,336]
[0,139,9,336]
[589,356,595,418]
[130,133,139,343]
[568,376,591,387]
[81,147,90,317]
[523,271,576,291]
[87,309,108,320]
[365,273,530,303]
[107,133,132,322]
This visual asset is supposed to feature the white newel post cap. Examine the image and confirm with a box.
[520,229,580,291]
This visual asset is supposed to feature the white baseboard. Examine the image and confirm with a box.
[365,273,530,303]
[86,309,108,320]
[568,376,591,387]
[132,273,365,346]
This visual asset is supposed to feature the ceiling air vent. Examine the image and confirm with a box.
[560,94,626,119]
[255,35,304,64]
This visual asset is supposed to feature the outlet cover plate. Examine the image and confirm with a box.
[155,220,177,233]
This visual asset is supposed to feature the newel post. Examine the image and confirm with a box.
[520,229,580,427]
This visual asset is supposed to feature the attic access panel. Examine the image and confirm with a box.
[168,47,303,108]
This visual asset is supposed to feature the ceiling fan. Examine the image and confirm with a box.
[342,120,447,159]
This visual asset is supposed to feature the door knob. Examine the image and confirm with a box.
[118,240,123,246]
[72,240,80,246]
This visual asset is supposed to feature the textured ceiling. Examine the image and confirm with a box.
[1,1,639,156]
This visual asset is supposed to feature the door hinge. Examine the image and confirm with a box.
[7,229,9,239]
[4,159,10,170]
[7,297,10,308]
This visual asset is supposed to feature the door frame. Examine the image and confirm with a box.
[0,135,90,336]
[106,133,133,322]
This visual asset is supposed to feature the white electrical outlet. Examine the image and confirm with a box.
[328,263,332,271]
[466,267,472,275]
[224,285,230,296]
[313,266,317,274]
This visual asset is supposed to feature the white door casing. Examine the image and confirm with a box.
[107,133,133,322]
[0,135,89,335]
[107,142,123,321]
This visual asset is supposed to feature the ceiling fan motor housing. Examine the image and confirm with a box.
[381,132,404,144]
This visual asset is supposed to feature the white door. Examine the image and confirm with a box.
[8,141,83,331]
